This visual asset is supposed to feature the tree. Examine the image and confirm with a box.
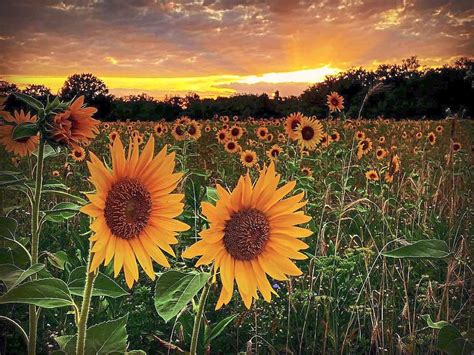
[59,73,113,118]
[22,84,53,103]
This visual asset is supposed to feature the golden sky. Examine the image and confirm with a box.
[0,0,472,98]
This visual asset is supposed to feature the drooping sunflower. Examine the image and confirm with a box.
[224,140,241,154]
[427,132,436,145]
[266,144,283,160]
[182,162,311,309]
[284,112,304,140]
[240,150,258,168]
[49,96,99,148]
[229,125,244,140]
[256,127,269,141]
[0,110,39,157]
[327,92,344,112]
[295,116,323,151]
[365,169,379,181]
[70,146,87,162]
[80,136,189,288]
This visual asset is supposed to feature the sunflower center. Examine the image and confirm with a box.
[224,208,270,260]
[301,126,315,141]
[104,178,152,239]
[245,154,253,163]
[231,127,240,136]
[331,98,339,106]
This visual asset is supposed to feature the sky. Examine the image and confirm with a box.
[0,0,472,98]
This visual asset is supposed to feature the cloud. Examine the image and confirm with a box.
[0,0,472,97]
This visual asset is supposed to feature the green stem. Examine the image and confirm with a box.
[190,281,211,355]
[28,137,45,355]
[76,241,98,355]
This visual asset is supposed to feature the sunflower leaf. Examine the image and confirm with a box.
[68,266,128,298]
[154,270,211,322]
[11,122,38,140]
[382,240,451,259]
[13,92,44,111]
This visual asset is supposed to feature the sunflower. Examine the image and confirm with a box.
[187,120,202,140]
[277,133,286,143]
[402,131,407,139]
[52,170,60,177]
[378,136,385,144]
[229,125,244,140]
[49,96,99,148]
[154,123,165,137]
[301,167,313,177]
[80,136,189,288]
[70,146,87,162]
[320,133,330,148]
[295,116,323,151]
[266,144,283,160]
[327,92,344,112]
[436,125,444,133]
[416,132,422,139]
[109,131,119,143]
[0,110,39,157]
[103,123,110,130]
[240,150,258,168]
[11,156,21,167]
[330,131,340,142]
[452,142,461,153]
[205,125,211,133]
[375,148,387,160]
[172,122,187,141]
[357,138,373,160]
[256,127,269,141]
[182,162,311,309]
[284,112,304,140]
[355,131,365,141]
[384,172,394,183]
[224,140,241,154]
[365,169,379,181]
[427,132,436,145]
[216,129,230,144]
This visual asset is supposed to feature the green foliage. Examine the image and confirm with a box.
[154,270,210,322]
[382,239,451,259]
[68,266,128,298]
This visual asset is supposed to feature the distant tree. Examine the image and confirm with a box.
[22,84,53,103]
[59,73,113,118]
[0,80,19,96]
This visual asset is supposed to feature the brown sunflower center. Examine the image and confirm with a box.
[188,125,196,135]
[245,154,254,163]
[231,127,240,136]
[301,126,315,141]
[223,208,270,260]
[227,142,236,150]
[104,178,152,239]
[331,98,339,106]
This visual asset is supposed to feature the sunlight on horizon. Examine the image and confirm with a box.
[3,66,341,98]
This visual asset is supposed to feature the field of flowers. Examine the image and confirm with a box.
[0,94,473,354]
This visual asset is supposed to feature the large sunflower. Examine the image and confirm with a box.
[0,110,39,157]
[182,162,311,309]
[80,136,189,288]
[295,116,323,151]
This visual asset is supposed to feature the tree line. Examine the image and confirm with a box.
[1,57,472,121]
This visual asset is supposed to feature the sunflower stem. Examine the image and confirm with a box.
[76,240,98,355]
[190,280,211,355]
[28,137,45,355]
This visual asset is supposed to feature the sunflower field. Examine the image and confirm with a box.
[0,93,472,355]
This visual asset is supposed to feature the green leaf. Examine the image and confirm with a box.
[44,202,81,223]
[205,314,237,346]
[0,237,31,268]
[154,270,210,322]
[33,144,61,159]
[61,314,129,354]
[0,173,27,187]
[382,240,451,259]
[422,314,449,329]
[205,186,218,204]
[0,263,45,290]
[68,267,128,298]
[13,92,44,111]
[0,278,74,308]
[48,251,68,270]
[11,122,38,140]
[54,335,74,350]
[0,216,17,238]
